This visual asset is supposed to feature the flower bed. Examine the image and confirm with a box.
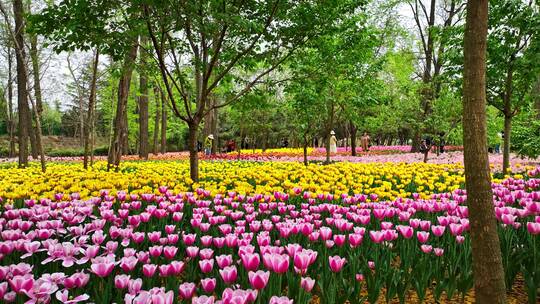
[0,176,539,303]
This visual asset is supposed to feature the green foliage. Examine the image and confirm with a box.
[512,109,540,158]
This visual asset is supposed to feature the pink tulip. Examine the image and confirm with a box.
[241,253,260,272]
[143,264,158,277]
[527,222,540,235]
[199,259,214,274]
[420,245,433,253]
[186,246,200,258]
[300,277,315,292]
[396,225,414,239]
[163,246,178,259]
[434,248,444,256]
[369,230,385,243]
[55,290,90,303]
[128,278,142,295]
[263,253,290,274]
[200,278,216,293]
[115,274,130,289]
[179,282,196,299]
[248,270,270,290]
[431,225,446,237]
[192,295,215,304]
[328,256,346,272]
[269,296,293,304]
[219,266,238,284]
[9,275,34,294]
[416,231,430,243]
[356,273,365,281]
[216,254,233,268]
[90,257,115,277]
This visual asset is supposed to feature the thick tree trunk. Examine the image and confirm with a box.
[462,1,507,303]
[7,43,15,157]
[84,50,99,169]
[153,86,160,154]
[107,42,138,170]
[13,0,29,167]
[502,114,511,174]
[350,122,357,156]
[28,121,38,158]
[122,110,129,155]
[160,89,167,154]
[138,37,149,159]
[187,122,199,182]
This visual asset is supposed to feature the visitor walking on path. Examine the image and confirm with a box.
[329,131,337,153]
[205,134,214,155]
[361,132,370,152]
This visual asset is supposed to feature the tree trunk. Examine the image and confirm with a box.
[28,94,46,172]
[462,0,507,303]
[84,49,99,169]
[303,134,308,166]
[107,41,138,171]
[187,122,199,182]
[7,42,15,157]
[533,75,540,119]
[13,0,29,167]
[160,89,167,154]
[350,122,357,156]
[122,109,129,155]
[29,32,44,160]
[502,114,511,174]
[153,85,160,155]
[138,37,149,159]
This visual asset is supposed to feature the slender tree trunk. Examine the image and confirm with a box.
[533,75,540,119]
[502,114,511,174]
[462,1,507,303]
[350,122,357,156]
[84,49,99,169]
[153,85,160,155]
[325,101,335,164]
[29,31,44,152]
[138,37,149,159]
[107,42,138,170]
[303,134,308,166]
[13,0,29,167]
[28,95,46,172]
[160,89,167,154]
[188,122,199,182]
[7,43,15,157]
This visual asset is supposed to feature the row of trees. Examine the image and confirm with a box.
[0,0,538,177]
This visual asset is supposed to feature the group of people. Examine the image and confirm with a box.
[199,135,237,155]
[329,131,371,153]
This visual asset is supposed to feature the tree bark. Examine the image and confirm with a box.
[187,122,199,182]
[502,114,511,174]
[84,49,99,169]
[153,85,160,155]
[138,37,149,159]
[303,134,308,166]
[13,0,29,167]
[29,30,44,153]
[122,108,129,155]
[160,89,167,154]
[350,122,357,156]
[107,41,138,170]
[7,41,15,157]
[462,0,507,303]
[533,75,540,119]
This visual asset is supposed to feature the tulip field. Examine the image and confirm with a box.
[0,158,539,303]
